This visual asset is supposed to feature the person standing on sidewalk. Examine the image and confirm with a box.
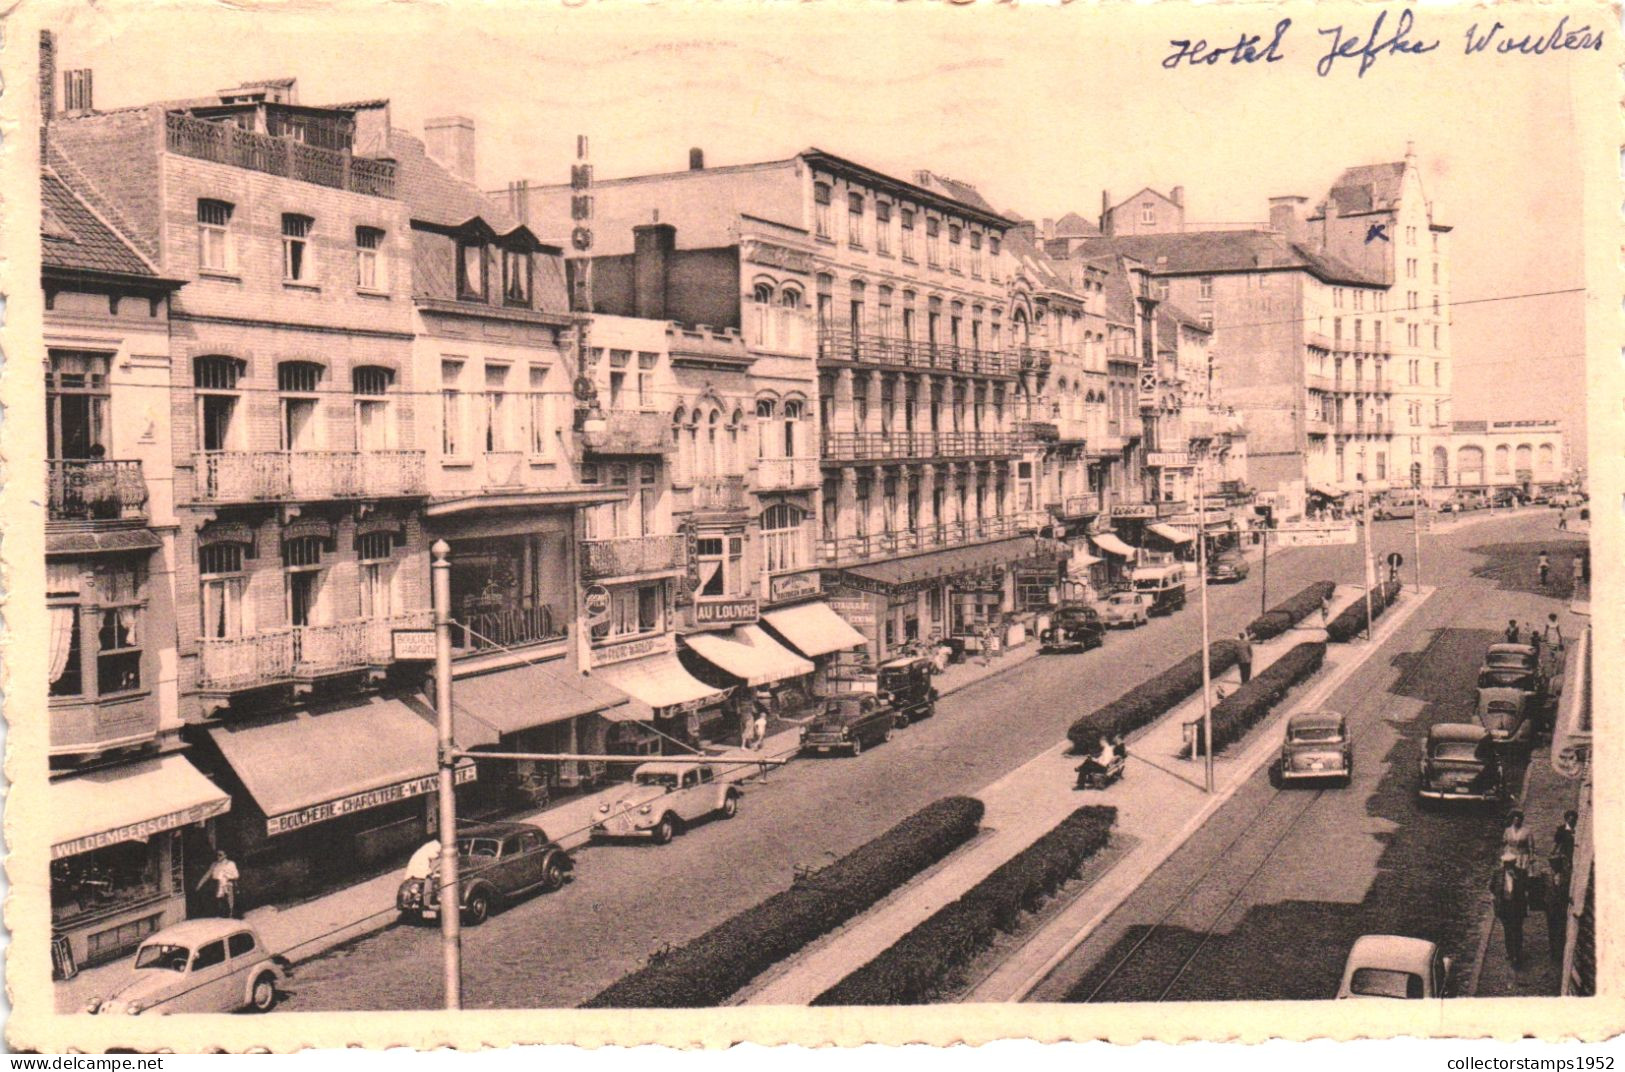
[1557,507,1568,531]
[1554,809,1578,862]
[1545,852,1571,963]
[197,850,240,919]
[1320,593,1332,626]
[1236,630,1254,685]
[1492,852,1529,970]
[1502,810,1535,877]
[752,693,770,753]
[1545,613,1565,652]
[1504,619,1521,643]
[1538,551,1550,586]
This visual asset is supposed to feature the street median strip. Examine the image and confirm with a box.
[1185,641,1326,758]
[812,805,1117,1006]
[1324,580,1403,643]
[1246,580,1337,640]
[580,796,985,1008]
[1066,641,1241,754]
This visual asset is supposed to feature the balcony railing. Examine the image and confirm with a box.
[165,112,396,197]
[47,459,148,524]
[755,457,821,490]
[1014,347,1053,377]
[817,329,1016,378]
[1019,420,1059,442]
[819,513,1045,567]
[580,533,687,581]
[196,612,429,692]
[452,603,564,653]
[51,694,160,755]
[685,476,748,513]
[580,411,673,455]
[1333,418,1395,437]
[193,450,426,503]
[821,429,1024,463]
[1305,416,1333,435]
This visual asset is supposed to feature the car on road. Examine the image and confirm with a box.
[1129,563,1187,615]
[800,694,897,756]
[1417,723,1503,804]
[592,763,741,845]
[1489,488,1523,509]
[1550,492,1585,509]
[1099,591,1152,629]
[877,655,938,724]
[1476,686,1535,750]
[86,919,288,1015]
[1207,551,1250,583]
[1371,494,1420,521]
[1477,643,1548,710]
[1276,710,1353,786]
[1335,935,1452,999]
[398,820,574,924]
[1040,602,1107,652]
[1438,490,1487,514]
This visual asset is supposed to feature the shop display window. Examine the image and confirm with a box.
[51,835,168,928]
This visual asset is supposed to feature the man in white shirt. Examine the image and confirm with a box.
[404,838,441,883]
[196,850,240,918]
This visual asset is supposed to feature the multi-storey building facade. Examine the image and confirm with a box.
[1441,419,1568,493]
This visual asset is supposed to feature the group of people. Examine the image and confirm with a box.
[1491,808,1580,971]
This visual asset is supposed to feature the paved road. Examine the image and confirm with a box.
[283,525,1403,1010]
[1039,510,1586,1002]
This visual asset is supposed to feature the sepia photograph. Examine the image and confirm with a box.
[3,0,1619,1053]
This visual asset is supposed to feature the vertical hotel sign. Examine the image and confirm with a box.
[570,135,600,425]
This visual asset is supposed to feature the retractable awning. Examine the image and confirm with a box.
[838,536,1042,590]
[683,625,815,687]
[761,602,868,658]
[451,653,633,742]
[52,754,231,860]
[1309,485,1348,500]
[1091,533,1138,558]
[590,652,726,715]
[1147,522,1196,544]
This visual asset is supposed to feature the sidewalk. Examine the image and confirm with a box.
[744,584,1394,1005]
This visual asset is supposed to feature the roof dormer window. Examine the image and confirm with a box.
[502,247,531,307]
[457,240,487,301]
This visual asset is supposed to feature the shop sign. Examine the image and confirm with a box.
[1146,452,1191,468]
[1062,494,1101,517]
[391,629,436,662]
[1155,500,1188,517]
[588,631,677,667]
[53,797,232,860]
[829,597,876,630]
[582,584,613,626]
[769,569,821,603]
[1272,521,1359,547]
[265,766,477,838]
[693,598,759,625]
[1111,503,1157,519]
[745,241,816,275]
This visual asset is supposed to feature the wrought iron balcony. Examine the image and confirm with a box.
[579,411,674,455]
[579,533,687,581]
[817,329,1016,378]
[195,612,431,692]
[821,429,1024,463]
[818,513,1044,567]
[47,459,148,524]
[165,112,395,197]
[684,476,748,513]
[452,602,564,654]
[193,450,426,503]
[754,457,821,490]
[1014,346,1053,377]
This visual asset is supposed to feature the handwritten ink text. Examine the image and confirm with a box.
[1163,19,1291,69]
[1316,9,1440,78]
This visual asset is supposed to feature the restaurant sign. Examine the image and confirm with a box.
[265,766,476,838]
[588,631,677,668]
[769,569,822,603]
[829,596,877,630]
[693,598,759,625]
[54,797,233,860]
[1110,503,1157,519]
[1271,521,1359,547]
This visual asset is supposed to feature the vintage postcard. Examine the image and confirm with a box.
[3,0,1620,1053]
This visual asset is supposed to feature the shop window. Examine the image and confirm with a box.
[52,837,168,931]
[448,533,566,652]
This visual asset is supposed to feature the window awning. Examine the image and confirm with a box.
[1309,485,1348,500]
[207,698,476,837]
[838,536,1043,590]
[760,602,869,658]
[683,625,816,687]
[1091,533,1138,558]
[590,652,726,715]
[451,652,634,743]
[52,754,231,860]
[1147,522,1196,544]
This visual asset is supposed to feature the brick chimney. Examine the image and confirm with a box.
[1040,218,1055,240]
[1170,185,1184,207]
[39,31,54,155]
[424,116,476,184]
[1100,190,1113,236]
[1269,196,1307,245]
[689,147,705,171]
[633,223,676,321]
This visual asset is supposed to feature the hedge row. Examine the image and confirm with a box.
[1066,640,1242,753]
[581,796,985,1008]
[812,805,1117,1006]
[1187,642,1326,758]
[1245,580,1338,640]
[1324,581,1404,643]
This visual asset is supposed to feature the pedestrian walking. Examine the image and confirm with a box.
[1492,852,1529,970]
[1545,613,1564,652]
[1557,507,1568,531]
[1502,810,1535,877]
[1554,809,1578,862]
[751,692,770,752]
[1320,593,1332,626]
[1529,625,1542,657]
[404,838,441,883]
[1504,619,1520,644]
[1236,630,1253,685]
[197,850,240,919]
[1545,853,1571,962]
[1538,550,1550,586]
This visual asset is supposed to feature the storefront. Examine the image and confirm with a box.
[588,647,730,752]
[50,754,232,971]
[758,601,868,694]
[1090,531,1139,587]
[194,698,476,908]
[1145,521,1197,561]
[681,624,818,720]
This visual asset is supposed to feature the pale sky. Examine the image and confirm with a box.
[47,1,1600,462]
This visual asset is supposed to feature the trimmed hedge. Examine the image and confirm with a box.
[1066,640,1242,754]
[812,805,1117,1006]
[1188,641,1326,757]
[581,796,985,1008]
[1246,580,1337,640]
[1325,580,1404,643]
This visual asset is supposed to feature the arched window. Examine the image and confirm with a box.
[760,504,808,573]
[783,398,805,458]
[753,282,774,304]
[1538,443,1555,473]
[707,408,723,479]
[194,356,246,454]
[755,398,777,459]
[1494,444,1510,475]
[728,408,744,474]
[672,406,689,484]
[780,287,802,309]
[1456,445,1485,484]
[277,361,325,451]
[1432,446,1449,486]
[1514,443,1532,475]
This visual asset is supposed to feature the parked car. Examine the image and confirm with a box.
[85,919,288,1015]
[1099,591,1152,628]
[592,763,741,845]
[1489,487,1523,508]
[1130,564,1187,615]
[1476,686,1535,750]
[1371,494,1419,521]
[1276,710,1353,786]
[1551,491,1585,508]
[1417,723,1503,804]
[800,695,897,756]
[1040,603,1106,652]
[398,820,573,924]
[1336,935,1451,999]
[1207,551,1250,582]
[877,655,939,724]
[1477,643,1548,710]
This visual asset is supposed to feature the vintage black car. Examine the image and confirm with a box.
[1477,643,1548,709]
[397,820,573,925]
[1476,686,1535,750]
[877,656,938,724]
[1417,723,1503,805]
[1277,710,1353,786]
[800,695,897,756]
[1040,603,1106,653]
[1207,551,1250,583]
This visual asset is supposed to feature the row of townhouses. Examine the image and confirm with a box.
[39,35,1561,969]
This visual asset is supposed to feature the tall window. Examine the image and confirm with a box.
[352,366,394,450]
[762,504,807,572]
[282,535,327,629]
[847,192,865,247]
[484,364,513,451]
[814,182,832,239]
[357,531,398,620]
[1432,326,1441,350]
[277,362,323,451]
[608,349,630,410]
[197,199,233,273]
[926,217,941,267]
[94,564,144,695]
[948,224,963,272]
[782,398,804,458]
[355,227,385,290]
[751,282,774,346]
[502,248,531,306]
[900,209,916,261]
[636,352,657,409]
[441,360,466,457]
[969,231,983,278]
[198,542,250,640]
[816,275,834,333]
[755,399,777,458]
[457,241,487,299]
[875,201,892,255]
[46,350,109,459]
[529,366,552,456]
[877,286,894,339]
[695,535,744,597]
[281,214,314,283]
[194,357,243,453]
[1199,276,1214,300]
[849,280,865,339]
[988,235,1001,282]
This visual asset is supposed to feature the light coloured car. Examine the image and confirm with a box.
[86,919,287,1015]
[1099,591,1151,628]
[1278,710,1353,786]
[1336,935,1451,999]
[592,761,741,844]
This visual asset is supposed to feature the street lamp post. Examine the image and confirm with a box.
[1411,474,1424,594]
[1359,472,1375,642]
[1197,461,1214,793]
[431,541,462,1011]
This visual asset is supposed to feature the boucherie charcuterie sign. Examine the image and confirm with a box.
[264,765,477,837]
